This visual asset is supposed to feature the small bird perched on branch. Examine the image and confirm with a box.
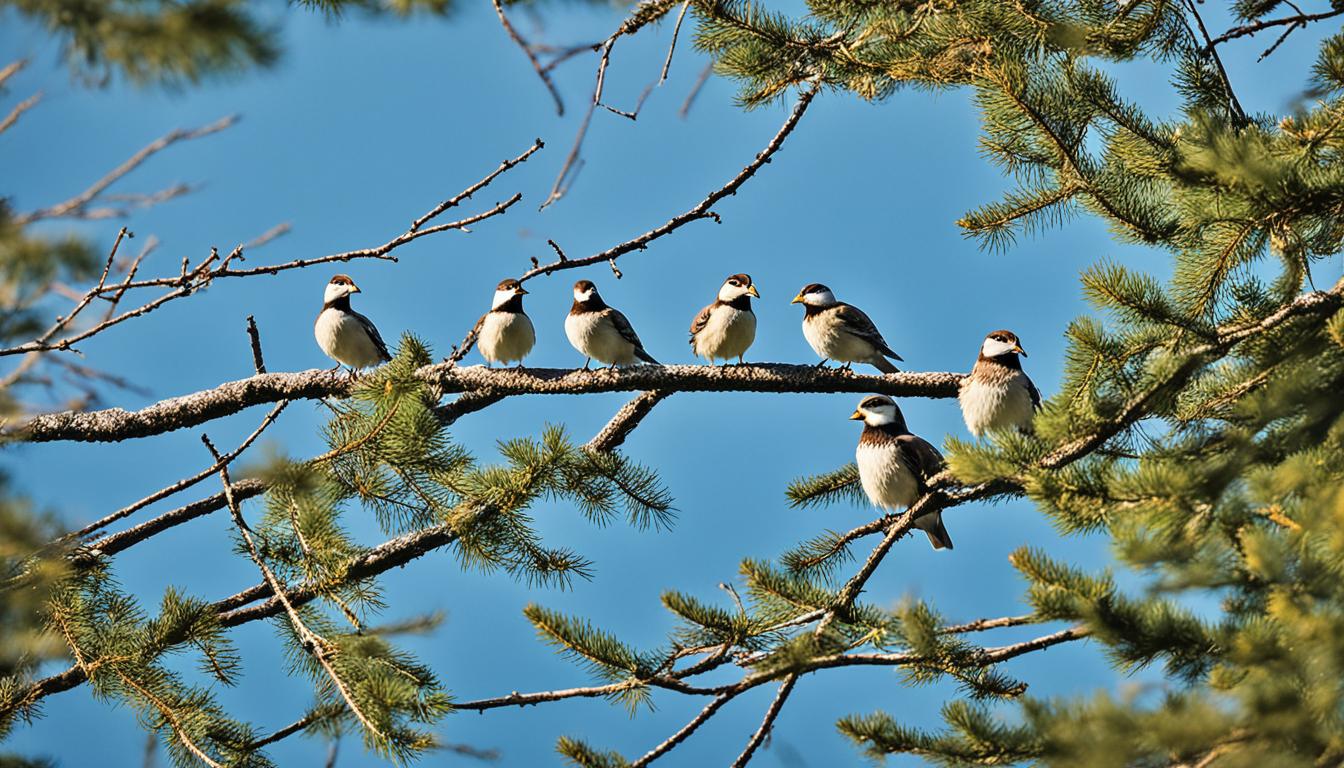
[850,395,952,550]
[314,274,391,373]
[475,278,535,367]
[791,283,903,373]
[565,279,659,369]
[959,329,1040,437]
[690,273,759,365]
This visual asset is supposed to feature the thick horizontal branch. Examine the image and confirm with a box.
[9,365,964,443]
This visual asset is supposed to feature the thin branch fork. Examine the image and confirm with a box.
[492,0,566,116]
[202,433,386,741]
[1204,7,1344,49]
[0,140,540,360]
[525,82,819,280]
[16,115,239,225]
[7,364,963,444]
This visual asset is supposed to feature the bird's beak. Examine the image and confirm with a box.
[516,287,529,295]
[351,285,361,294]
[747,285,760,298]
[790,293,804,305]
[849,409,864,421]
[1013,345,1027,356]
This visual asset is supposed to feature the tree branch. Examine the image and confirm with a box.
[7,365,962,444]
[526,82,818,278]
[16,115,238,224]
[584,390,672,452]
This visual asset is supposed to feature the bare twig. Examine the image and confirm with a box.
[730,674,797,767]
[0,59,26,90]
[0,91,40,135]
[243,222,292,250]
[679,62,715,119]
[245,316,266,374]
[17,116,238,224]
[661,0,694,83]
[493,0,566,115]
[525,82,818,280]
[63,401,288,542]
[539,0,686,209]
[1204,7,1344,49]
[412,139,543,232]
[1182,1,1247,124]
[202,434,386,742]
[1,142,535,359]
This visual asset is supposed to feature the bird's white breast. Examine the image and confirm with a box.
[693,306,756,362]
[856,442,919,510]
[566,311,635,365]
[478,312,535,364]
[803,313,872,363]
[959,372,1035,436]
[315,308,384,369]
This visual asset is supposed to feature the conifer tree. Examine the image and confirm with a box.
[4,0,1344,766]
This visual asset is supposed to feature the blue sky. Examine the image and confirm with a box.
[4,3,1341,767]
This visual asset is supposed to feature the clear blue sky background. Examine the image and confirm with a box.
[5,4,1341,766]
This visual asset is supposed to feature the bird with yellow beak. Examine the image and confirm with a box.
[689,273,760,365]
[958,329,1041,436]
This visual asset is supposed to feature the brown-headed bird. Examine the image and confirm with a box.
[475,278,535,367]
[958,329,1040,437]
[314,274,391,372]
[689,273,759,365]
[564,280,658,369]
[791,283,902,373]
[851,395,952,550]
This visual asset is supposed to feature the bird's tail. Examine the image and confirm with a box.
[916,511,954,550]
[636,347,660,365]
[871,355,901,374]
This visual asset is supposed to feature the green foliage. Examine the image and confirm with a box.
[2,0,470,87]
[4,0,281,87]
[556,736,631,768]
[39,567,268,767]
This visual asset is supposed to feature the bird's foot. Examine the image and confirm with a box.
[815,359,830,369]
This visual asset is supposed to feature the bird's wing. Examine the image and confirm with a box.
[688,303,715,341]
[607,308,657,364]
[351,310,392,361]
[896,434,945,491]
[835,303,902,360]
[1025,374,1042,410]
[606,308,646,350]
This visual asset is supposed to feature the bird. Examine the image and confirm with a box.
[790,283,903,373]
[474,278,535,367]
[689,273,759,365]
[850,395,953,550]
[565,279,659,368]
[959,329,1040,437]
[314,274,391,373]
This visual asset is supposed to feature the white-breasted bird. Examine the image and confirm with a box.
[314,274,391,372]
[851,395,953,550]
[958,329,1040,437]
[565,279,658,368]
[791,283,903,373]
[474,278,535,367]
[689,273,759,365]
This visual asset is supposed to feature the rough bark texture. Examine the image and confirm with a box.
[10,364,965,443]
